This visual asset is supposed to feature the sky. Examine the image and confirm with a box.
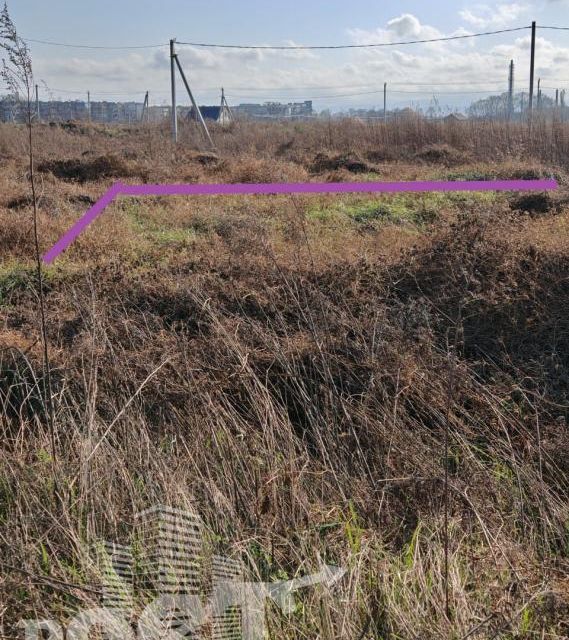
[6,0,569,112]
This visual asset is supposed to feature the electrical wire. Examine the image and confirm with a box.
[21,37,167,50]
[177,27,530,49]
[230,88,526,101]
[222,81,508,91]
[22,26,530,51]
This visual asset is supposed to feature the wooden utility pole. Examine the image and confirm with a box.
[508,60,514,119]
[35,84,40,122]
[173,53,215,149]
[528,21,536,116]
[383,82,387,121]
[170,38,178,143]
[537,77,541,109]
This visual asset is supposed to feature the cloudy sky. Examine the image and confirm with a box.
[8,0,569,111]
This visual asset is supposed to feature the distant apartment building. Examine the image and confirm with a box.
[90,101,143,123]
[0,96,21,122]
[148,105,171,122]
[0,95,144,123]
[40,100,88,121]
[234,100,313,119]
[0,95,312,124]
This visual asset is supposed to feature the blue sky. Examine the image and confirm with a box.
[7,1,569,111]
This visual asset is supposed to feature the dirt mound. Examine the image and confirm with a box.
[6,194,59,211]
[6,195,33,210]
[509,192,554,215]
[388,216,569,402]
[310,152,371,174]
[415,143,467,166]
[58,121,90,134]
[69,194,96,206]
[366,149,397,163]
[192,152,223,167]
[37,154,140,183]
[230,156,308,183]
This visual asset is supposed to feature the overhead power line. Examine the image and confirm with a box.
[177,27,530,49]
[231,87,528,101]
[21,37,167,50]
[22,26,530,51]
[224,81,508,91]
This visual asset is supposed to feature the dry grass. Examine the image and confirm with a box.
[0,118,568,639]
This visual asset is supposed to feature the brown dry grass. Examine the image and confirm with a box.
[0,118,568,639]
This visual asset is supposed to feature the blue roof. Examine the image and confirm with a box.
[190,106,221,120]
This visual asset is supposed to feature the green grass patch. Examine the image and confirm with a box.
[308,192,467,227]
[0,262,30,304]
[0,261,63,304]
[122,201,201,248]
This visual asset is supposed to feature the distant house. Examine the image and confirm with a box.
[444,113,468,123]
[188,103,232,125]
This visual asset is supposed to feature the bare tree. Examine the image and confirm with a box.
[0,2,56,468]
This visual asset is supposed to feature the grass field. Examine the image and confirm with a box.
[0,117,568,638]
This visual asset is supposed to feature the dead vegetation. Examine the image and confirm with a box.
[0,119,568,639]
[37,153,143,183]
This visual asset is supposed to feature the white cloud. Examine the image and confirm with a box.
[348,14,442,45]
[459,3,529,29]
[387,14,429,38]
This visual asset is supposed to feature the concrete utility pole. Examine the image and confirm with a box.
[220,87,234,123]
[141,91,149,122]
[383,82,387,121]
[528,21,536,116]
[173,53,215,149]
[170,38,178,143]
[87,91,91,122]
[508,60,514,119]
[35,84,40,122]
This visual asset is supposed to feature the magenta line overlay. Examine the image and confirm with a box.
[42,178,558,263]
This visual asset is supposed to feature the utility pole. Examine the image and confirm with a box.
[173,53,214,149]
[528,21,536,116]
[87,91,91,122]
[35,84,40,122]
[220,87,234,124]
[383,82,387,121]
[141,91,149,122]
[556,88,559,108]
[537,77,541,110]
[170,38,178,143]
[508,60,514,119]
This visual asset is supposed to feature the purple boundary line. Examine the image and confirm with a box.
[42,178,558,264]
